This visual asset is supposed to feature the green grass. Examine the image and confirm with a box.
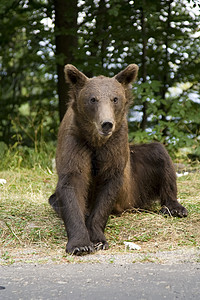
[0,152,200,264]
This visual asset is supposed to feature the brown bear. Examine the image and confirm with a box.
[49,64,188,255]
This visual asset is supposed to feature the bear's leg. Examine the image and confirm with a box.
[86,176,122,250]
[130,142,188,217]
[48,193,61,217]
[56,175,94,255]
[159,168,188,217]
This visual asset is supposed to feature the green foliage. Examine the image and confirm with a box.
[0,0,199,157]
[0,0,57,145]
[129,80,200,155]
[11,103,59,149]
[0,142,56,171]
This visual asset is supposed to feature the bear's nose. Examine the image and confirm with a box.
[101,121,113,132]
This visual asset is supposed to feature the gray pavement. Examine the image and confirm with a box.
[1,262,200,299]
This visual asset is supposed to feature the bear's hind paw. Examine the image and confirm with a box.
[160,204,188,218]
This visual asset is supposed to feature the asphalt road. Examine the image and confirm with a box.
[1,262,200,300]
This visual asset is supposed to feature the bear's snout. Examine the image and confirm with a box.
[101,121,113,135]
[96,120,115,137]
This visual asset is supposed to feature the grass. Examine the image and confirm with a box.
[0,155,200,265]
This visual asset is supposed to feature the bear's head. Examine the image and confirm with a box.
[64,64,138,145]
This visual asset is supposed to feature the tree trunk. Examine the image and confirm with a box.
[54,0,78,121]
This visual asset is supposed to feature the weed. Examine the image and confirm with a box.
[108,257,115,264]
[0,251,15,265]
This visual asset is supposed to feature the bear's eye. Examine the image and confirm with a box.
[113,97,118,104]
[90,97,96,103]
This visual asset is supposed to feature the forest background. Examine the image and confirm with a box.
[0,0,200,166]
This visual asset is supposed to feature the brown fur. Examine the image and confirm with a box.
[49,64,187,255]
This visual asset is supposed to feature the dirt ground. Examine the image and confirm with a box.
[1,246,200,266]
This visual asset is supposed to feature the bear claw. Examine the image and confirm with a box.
[94,241,109,251]
[67,245,94,256]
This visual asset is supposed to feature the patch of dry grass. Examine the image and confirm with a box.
[0,165,199,264]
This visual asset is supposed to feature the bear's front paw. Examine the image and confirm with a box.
[160,203,188,217]
[66,241,94,256]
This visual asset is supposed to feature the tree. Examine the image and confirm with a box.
[0,0,57,146]
[54,0,78,121]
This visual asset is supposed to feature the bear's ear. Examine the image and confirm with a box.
[115,64,139,85]
[64,64,88,87]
